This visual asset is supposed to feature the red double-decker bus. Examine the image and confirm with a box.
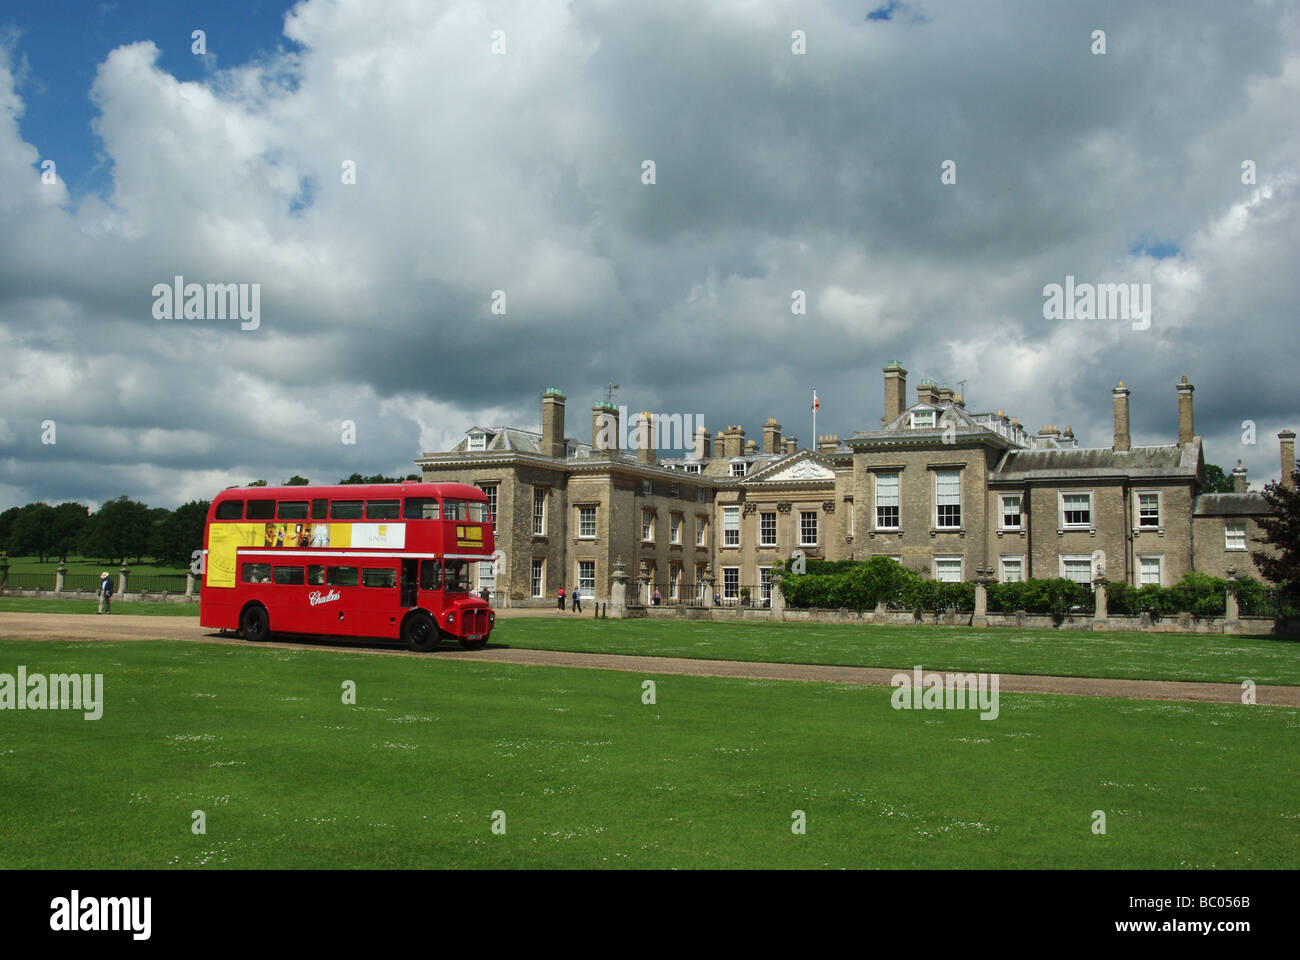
[199,482,495,651]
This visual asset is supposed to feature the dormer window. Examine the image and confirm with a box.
[730,460,747,477]
[467,432,487,451]
[910,410,936,429]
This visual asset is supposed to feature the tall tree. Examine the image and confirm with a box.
[1202,463,1236,493]
[0,506,20,549]
[48,502,90,562]
[149,501,211,568]
[7,503,55,561]
[1252,469,1300,612]
[285,475,310,485]
[79,497,150,566]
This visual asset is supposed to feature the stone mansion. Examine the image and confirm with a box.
[414,365,1293,607]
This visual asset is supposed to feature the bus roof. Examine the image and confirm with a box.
[210,482,488,503]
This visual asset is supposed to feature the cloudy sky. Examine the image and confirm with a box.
[1,0,1297,509]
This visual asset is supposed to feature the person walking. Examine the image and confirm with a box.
[98,571,114,614]
[557,585,566,612]
[571,587,581,613]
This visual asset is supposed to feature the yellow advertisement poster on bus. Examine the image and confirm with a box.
[205,521,407,587]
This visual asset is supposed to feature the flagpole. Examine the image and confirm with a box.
[812,388,816,451]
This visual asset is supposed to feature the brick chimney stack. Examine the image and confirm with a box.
[817,434,839,453]
[1177,374,1195,445]
[1112,382,1131,453]
[723,426,745,459]
[1232,460,1248,493]
[592,401,619,453]
[783,437,797,454]
[635,412,656,465]
[694,424,710,459]
[762,418,782,454]
[1281,430,1296,488]
[541,388,566,459]
[916,378,939,406]
[882,362,908,428]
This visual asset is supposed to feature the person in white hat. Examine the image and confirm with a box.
[98,571,114,614]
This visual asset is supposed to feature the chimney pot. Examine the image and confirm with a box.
[541,388,567,459]
[1231,460,1248,493]
[1177,375,1195,445]
[1112,383,1132,453]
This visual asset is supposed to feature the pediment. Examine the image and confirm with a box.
[746,453,837,483]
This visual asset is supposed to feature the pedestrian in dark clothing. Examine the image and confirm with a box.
[572,588,581,613]
[98,572,114,614]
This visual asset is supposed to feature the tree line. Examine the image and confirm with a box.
[0,474,423,567]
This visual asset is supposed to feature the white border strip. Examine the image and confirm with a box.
[235,550,491,561]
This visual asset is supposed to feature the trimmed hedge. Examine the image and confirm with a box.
[777,559,1284,619]
[779,556,1068,614]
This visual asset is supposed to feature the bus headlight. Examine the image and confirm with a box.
[446,611,454,623]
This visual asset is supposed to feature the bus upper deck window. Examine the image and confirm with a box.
[404,498,440,520]
[331,500,363,520]
[366,500,401,520]
[247,499,275,520]
[468,502,490,523]
[311,499,328,520]
[215,501,244,520]
[278,501,309,520]
[443,501,467,521]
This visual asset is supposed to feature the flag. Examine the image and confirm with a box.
[812,390,820,412]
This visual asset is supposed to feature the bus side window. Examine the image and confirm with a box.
[247,499,275,520]
[307,565,325,585]
[310,499,329,520]
[331,501,363,520]
[278,501,309,520]
[419,559,441,590]
[242,563,271,584]
[404,498,439,520]
[362,568,397,588]
[326,566,359,587]
[215,500,244,520]
[274,566,305,585]
[366,500,401,520]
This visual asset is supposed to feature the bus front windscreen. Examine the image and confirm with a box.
[443,560,472,592]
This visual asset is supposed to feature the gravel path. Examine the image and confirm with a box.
[1,612,1295,706]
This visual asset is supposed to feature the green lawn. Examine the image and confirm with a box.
[0,639,1296,869]
[0,598,199,616]
[3,555,190,576]
[1,598,1297,684]
[492,618,1300,686]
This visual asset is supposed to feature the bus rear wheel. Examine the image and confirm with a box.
[403,612,439,652]
[240,605,270,643]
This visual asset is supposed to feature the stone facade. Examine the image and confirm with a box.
[414,369,1288,606]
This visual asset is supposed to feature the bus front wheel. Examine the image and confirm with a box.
[240,605,270,643]
[403,612,439,652]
